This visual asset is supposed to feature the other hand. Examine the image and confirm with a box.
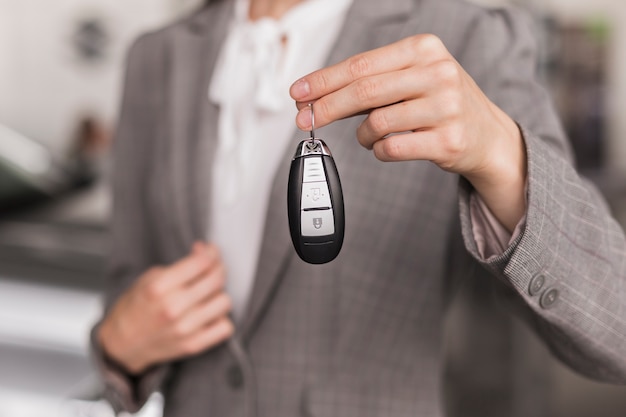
[98,242,234,375]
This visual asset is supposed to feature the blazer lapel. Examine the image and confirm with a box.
[167,1,234,248]
[240,0,417,341]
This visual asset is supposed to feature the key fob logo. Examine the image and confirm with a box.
[313,217,323,229]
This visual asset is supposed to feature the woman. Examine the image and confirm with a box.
[94,0,626,415]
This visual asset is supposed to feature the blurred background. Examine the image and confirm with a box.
[0,0,625,416]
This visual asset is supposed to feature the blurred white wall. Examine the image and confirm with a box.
[0,0,201,154]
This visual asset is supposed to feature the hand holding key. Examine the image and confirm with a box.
[289,34,527,232]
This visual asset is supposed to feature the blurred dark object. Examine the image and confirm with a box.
[68,116,112,186]
[71,16,110,64]
[0,117,110,215]
[0,168,108,291]
[543,18,610,170]
[0,124,74,212]
[71,117,110,157]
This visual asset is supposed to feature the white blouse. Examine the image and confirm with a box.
[208,0,353,321]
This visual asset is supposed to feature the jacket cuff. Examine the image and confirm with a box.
[468,189,527,260]
[459,123,555,292]
[90,322,169,413]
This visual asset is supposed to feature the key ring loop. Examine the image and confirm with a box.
[309,103,316,144]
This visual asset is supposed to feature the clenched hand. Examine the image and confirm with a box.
[98,242,234,375]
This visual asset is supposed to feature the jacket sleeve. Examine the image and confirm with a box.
[457,7,626,383]
[90,32,171,413]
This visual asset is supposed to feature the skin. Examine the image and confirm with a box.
[100,0,527,375]
[249,0,302,19]
[98,243,234,374]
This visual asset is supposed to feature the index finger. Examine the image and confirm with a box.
[289,35,426,103]
[162,243,219,289]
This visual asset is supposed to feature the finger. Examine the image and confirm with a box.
[160,243,219,290]
[295,58,453,131]
[173,292,233,337]
[176,262,226,312]
[290,49,409,110]
[356,98,441,149]
[371,130,450,163]
[293,71,400,130]
[179,317,235,356]
[291,37,418,102]
[290,34,448,104]
[156,263,226,325]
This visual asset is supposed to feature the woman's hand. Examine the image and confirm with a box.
[98,242,234,375]
[290,34,527,231]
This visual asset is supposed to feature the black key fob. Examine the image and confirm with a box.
[288,138,344,264]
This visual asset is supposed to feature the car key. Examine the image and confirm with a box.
[288,104,344,264]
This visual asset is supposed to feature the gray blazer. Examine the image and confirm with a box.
[99,0,626,415]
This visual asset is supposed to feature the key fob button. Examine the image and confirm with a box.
[301,181,332,210]
[301,209,335,237]
[302,157,326,183]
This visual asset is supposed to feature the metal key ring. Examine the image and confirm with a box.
[309,103,316,142]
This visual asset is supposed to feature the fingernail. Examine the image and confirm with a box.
[296,107,312,130]
[290,78,310,100]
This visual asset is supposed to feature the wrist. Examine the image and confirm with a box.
[465,114,527,232]
[98,317,147,376]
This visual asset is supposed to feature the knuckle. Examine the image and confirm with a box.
[145,280,166,300]
[417,34,444,54]
[315,71,330,93]
[440,89,463,118]
[348,55,371,80]
[367,110,390,137]
[354,78,380,105]
[435,60,461,86]
[159,302,180,323]
[442,129,466,157]
[382,138,403,160]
